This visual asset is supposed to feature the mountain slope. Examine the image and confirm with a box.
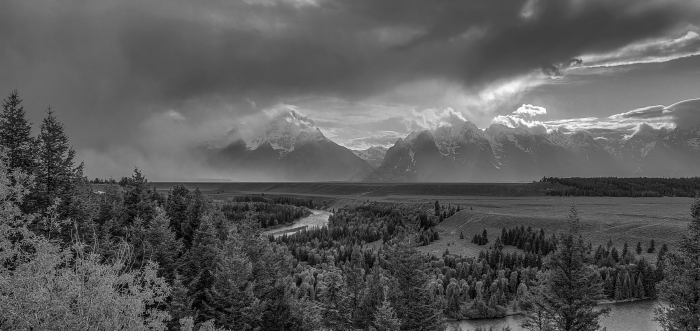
[352,146,388,168]
[205,109,700,182]
[281,138,375,181]
[207,110,373,181]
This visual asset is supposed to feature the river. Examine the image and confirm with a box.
[263,209,332,238]
[448,299,662,331]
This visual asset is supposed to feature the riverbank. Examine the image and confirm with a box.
[263,209,332,238]
[447,299,662,331]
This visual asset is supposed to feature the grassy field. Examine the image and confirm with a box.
[147,182,694,259]
[416,196,692,259]
[149,181,571,199]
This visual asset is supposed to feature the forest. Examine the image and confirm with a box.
[1,90,700,331]
[541,176,700,197]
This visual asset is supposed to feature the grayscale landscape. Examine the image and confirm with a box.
[2,1,700,330]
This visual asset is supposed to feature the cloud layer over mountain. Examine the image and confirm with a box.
[1,0,699,179]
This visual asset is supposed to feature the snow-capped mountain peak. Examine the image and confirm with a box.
[244,110,327,156]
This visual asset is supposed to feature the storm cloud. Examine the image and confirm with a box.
[1,0,699,179]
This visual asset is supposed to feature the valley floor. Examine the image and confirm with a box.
[152,181,692,256]
[416,196,690,257]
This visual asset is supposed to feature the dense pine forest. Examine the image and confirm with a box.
[2,90,700,331]
[542,176,700,197]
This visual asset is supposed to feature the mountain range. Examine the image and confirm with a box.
[204,110,700,182]
[205,110,374,181]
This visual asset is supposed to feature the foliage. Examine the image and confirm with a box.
[0,90,36,178]
[34,107,83,219]
[654,197,700,330]
[0,151,171,331]
[542,176,700,197]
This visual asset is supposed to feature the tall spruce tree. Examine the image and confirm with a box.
[654,197,700,330]
[522,206,609,331]
[34,107,82,228]
[372,291,402,331]
[0,90,36,174]
[386,238,445,331]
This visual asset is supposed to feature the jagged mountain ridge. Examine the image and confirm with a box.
[368,121,700,182]
[204,110,700,182]
[206,110,374,181]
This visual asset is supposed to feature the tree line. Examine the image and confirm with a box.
[541,176,700,197]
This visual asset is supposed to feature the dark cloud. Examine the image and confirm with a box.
[541,58,583,77]
[1,0,698,178]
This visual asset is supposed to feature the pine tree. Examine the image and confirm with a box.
[372,288,401,331]
[636,242,642,255]
[346,247,368,328]
[0,90,36,174]
[634,276,645,299]
[166,184,190,240]
[522,206,609,331]
[317,267,352,330]
[386,239,445,331]
[122,168,157,227]
[145,207,183,281]
[33,107,83,230]
[647,239,656,253]
[655,197,700,330]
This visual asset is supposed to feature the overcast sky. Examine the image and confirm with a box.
[2,0,700,179]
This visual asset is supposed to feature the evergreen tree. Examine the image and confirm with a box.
[318,266,352,330]
[33,108,83,229]
[0,90,36,176]
[522,206,609,331]
[166,184,190,240]
[346,248,368,328]
[144,207,183,281]
[647,239,656,253]
[386,238,445,331]
[122,168,158,227]
[655,197,700,330]
[372,288,401,331]
[636,242,642,255]
[634,276,645,299]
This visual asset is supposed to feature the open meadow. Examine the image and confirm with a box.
[152,182,694,259]
[415,196,690,259]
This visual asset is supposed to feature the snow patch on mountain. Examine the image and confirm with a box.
[640,141,656,157]
[244,110,326,156]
